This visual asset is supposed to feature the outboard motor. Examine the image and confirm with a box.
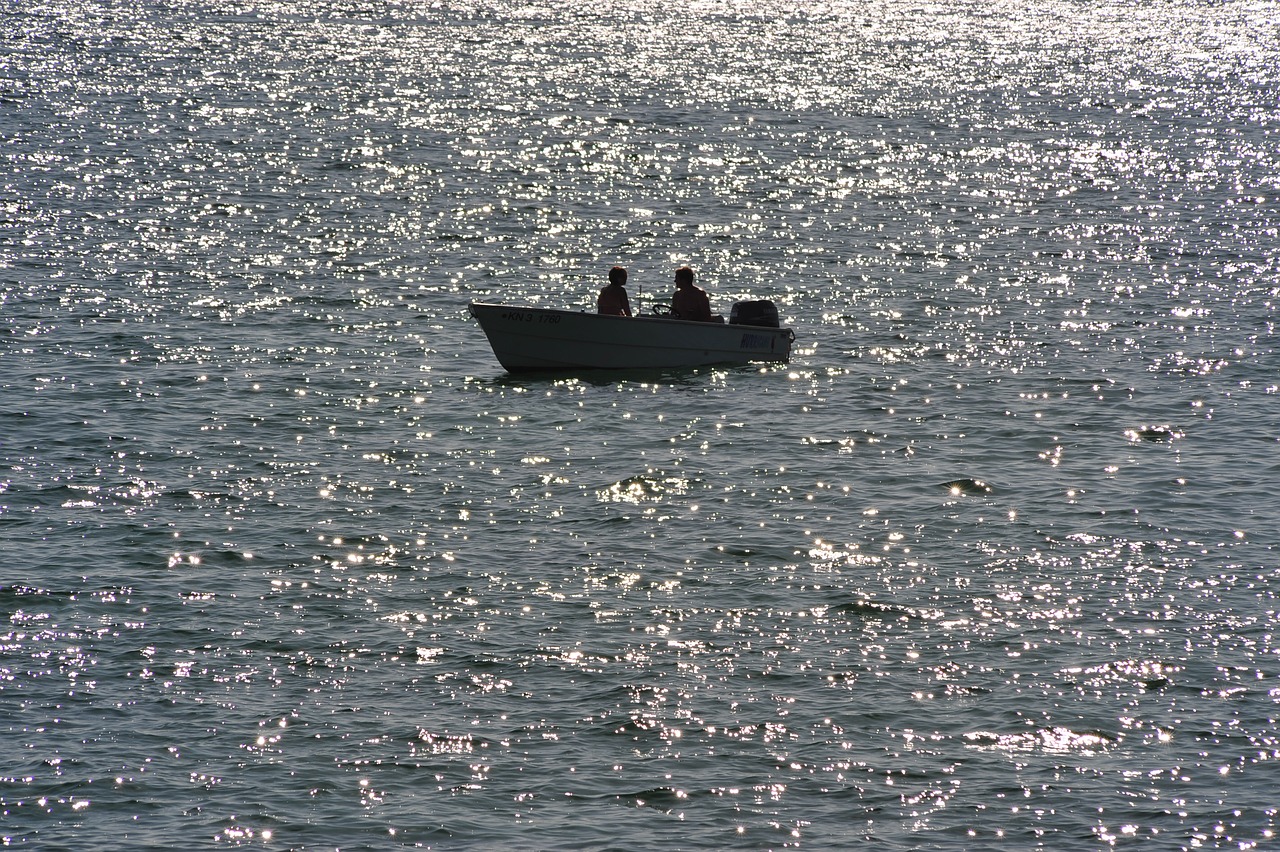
[730,300,780,328]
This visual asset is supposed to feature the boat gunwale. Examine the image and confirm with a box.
[467,301,795,335]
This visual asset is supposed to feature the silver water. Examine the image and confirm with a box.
[3,1,1278,849]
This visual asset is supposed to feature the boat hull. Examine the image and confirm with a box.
[469,302,794,371]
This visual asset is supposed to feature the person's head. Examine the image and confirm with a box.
[674,266,694,288]
[609,266,627,286]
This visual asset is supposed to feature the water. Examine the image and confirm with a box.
[3,1,1279,848]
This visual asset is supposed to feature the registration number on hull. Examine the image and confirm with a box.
[500,311,561,325]
[740,333,774,350]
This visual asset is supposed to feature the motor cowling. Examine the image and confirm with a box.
[730,300,780,328]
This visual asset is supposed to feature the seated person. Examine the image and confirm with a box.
[597,266,632,316]
[670,266,713,322]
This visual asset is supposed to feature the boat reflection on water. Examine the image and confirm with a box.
[468,301,794,373]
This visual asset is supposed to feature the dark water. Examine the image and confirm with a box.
[3,1,1279,849]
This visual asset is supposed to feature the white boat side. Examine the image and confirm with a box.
[468,302,795,371]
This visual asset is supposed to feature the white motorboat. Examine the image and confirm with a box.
[468,301,795,372]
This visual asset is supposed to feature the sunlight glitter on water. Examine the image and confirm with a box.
[4,0,1280,848]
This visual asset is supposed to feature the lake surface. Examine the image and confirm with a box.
[3,1,1279,848]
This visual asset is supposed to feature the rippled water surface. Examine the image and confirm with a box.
[3,1,1279,849]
